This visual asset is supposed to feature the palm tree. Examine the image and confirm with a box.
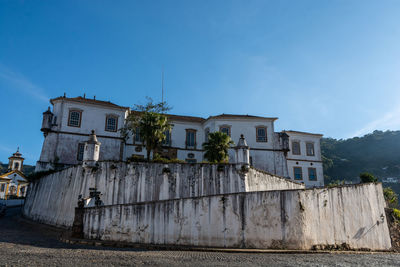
[122,98,172,161]
[202,132,234,163]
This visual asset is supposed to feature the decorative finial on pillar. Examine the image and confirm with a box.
[235,134,250,170]
[83,130,101,168]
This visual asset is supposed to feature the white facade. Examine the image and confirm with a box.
[36,95,324,187]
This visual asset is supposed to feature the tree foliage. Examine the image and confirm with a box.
[383,187,399,208]
[322,130,400,184]
[359,172,378,183]
[121,98,172,161]
[202,132,234,163]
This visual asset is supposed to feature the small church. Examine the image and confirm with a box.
[0,148,29,199]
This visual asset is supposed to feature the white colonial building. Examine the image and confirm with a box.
[36,95,324,187]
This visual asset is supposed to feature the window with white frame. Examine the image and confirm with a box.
[219,125,231,136]
[292,141,301,155]
[105,115,118,132]
[77,143,85,161]
[162,130,171,146]
[0,184,5,192]
[134,127,142,143]
[186,129,196,148]
[293,167,303,180]
[306,142,315,156]
[308,168,317,181]
[256,126,267,142]
[204,128,210,142]
[68,110,82,127]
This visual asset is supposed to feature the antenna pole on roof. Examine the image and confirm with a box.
[161,65,164,105]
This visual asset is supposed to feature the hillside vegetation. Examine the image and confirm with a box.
[322,130,400,184]
[0,163,35,176]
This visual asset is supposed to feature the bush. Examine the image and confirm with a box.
[393,208,400,221]
[359,172,378,183]
[383,187,399,208]
[126,155,147,163]
[327,180,345,187]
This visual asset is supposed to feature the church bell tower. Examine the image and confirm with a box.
[8,148,24,171]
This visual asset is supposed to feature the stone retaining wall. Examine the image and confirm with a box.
[83,183,391,250]
[23,162,303,227]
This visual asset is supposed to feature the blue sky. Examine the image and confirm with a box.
[1,0,400,165]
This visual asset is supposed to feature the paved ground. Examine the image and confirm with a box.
[1,207,400,267]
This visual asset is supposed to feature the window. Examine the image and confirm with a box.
[186,129,196,148]
[68,110,82,127]
[20,186,25,195]
[0,184,5,192]
[219,125,231,136]
[77,143,85,161]
[14,162,19,170]
[306,142,315,156]
[256,127,267,142]
[204,128,210,142]
[293,167,303,180]
[134,127,142,143]
[292,141,301,155]
[308,168,317,181]
[162,130,171,146]
[105,115,118,132]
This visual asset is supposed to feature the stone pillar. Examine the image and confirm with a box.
[235,134,250,169]
[83,130,101,168]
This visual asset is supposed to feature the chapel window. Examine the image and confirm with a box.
[20,186,25,195]
[256,127,267,142]
[0,184,5,192]
[77,143,85,161]
[14,162,19,170]
[162,130,171,146]
[292,141,301,155]
[219,125,231,137]
[306,142,315,156]
[293,167,303,180]
[308,168,317,181]
[105,115,118,132]
[186,129,196,149]
[68,110,82,127]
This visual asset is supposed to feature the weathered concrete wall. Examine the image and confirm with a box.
[83,183,391,250]
[23,162,303,227]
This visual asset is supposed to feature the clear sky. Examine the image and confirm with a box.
[1,0,400,165]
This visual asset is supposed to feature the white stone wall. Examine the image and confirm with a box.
[23,162,303,228]
[83,183,391,251]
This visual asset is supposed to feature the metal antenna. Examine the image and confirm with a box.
[161,65,164,104]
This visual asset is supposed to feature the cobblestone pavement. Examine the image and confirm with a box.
[1,207,400,267]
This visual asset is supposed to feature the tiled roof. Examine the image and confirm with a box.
[283,130,323,137]
[207,114,278,121]
[50,96,130,110]
[166,114,206,123]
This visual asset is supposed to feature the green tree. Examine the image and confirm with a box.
[359,172,378,183]
[121,98,172,161]
[383,187,398,208]
[202,132,234,163]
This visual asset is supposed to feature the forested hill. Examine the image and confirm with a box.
[322,130,400,183]
[0,163,35,176]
